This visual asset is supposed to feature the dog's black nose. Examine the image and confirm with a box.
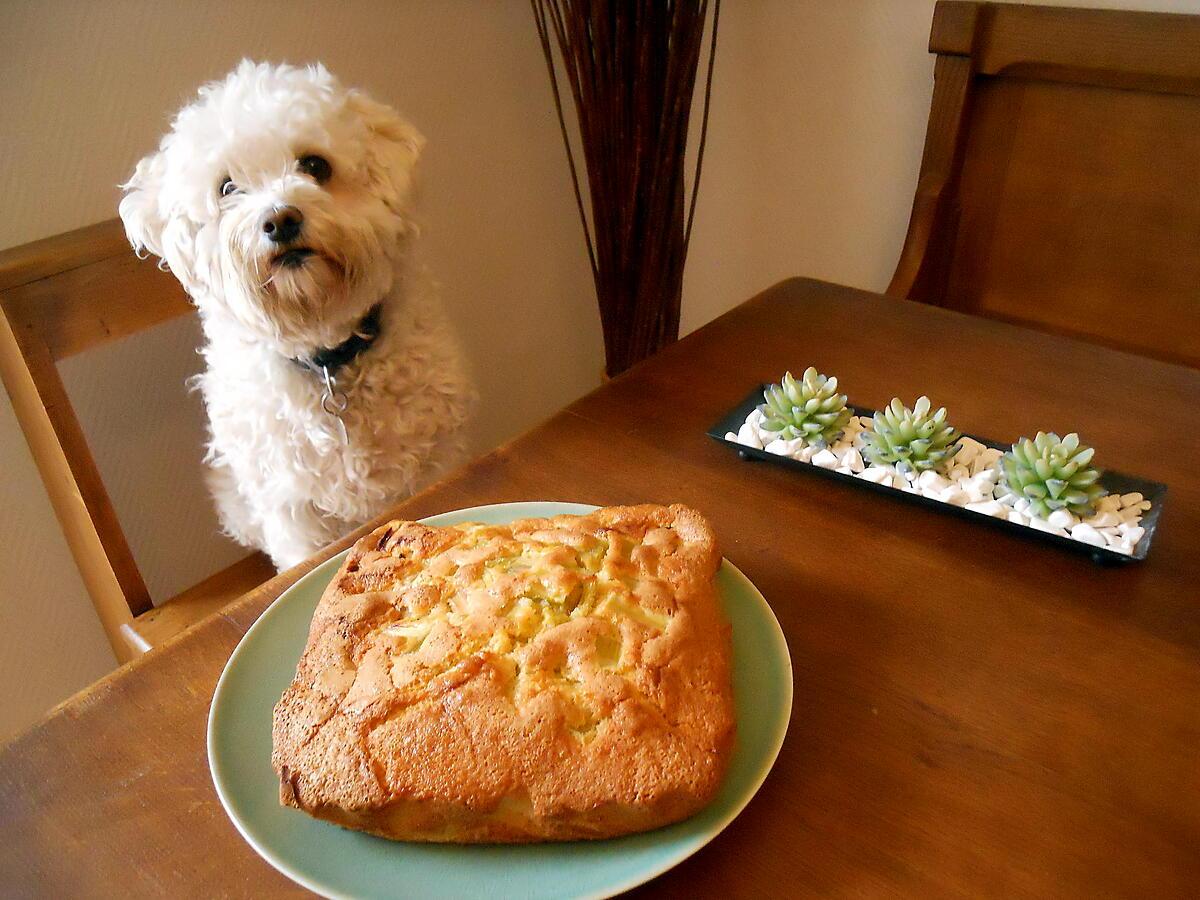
[262,206,303,244]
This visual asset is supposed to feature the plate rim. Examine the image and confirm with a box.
[208,501,793,900]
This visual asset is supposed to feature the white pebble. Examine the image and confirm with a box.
[917,470,950,493]
[1103,530,1125,548]
[939,487,970,507]
[1114,541,1135,555]
[830,439,853,457]
[857,467,888,484]
[842,448,865,473]
[778,438,807,459]
[970,467,998,485]
[764,438,789,456]
[1118,524,1145,544]
[737,423,764,449]
[1120,492,1144,508]
[811,448,839,469]
[891,474,909,490]
[835,465,853,475]
[1070,523,1106,548]
[948,466,969,483]
[1028,517,1068,537]
[957,437,984,458]
[1007,510,1028,526]
[971,455,1000,477]
[796,445,815,463]
[964,474,997,502]
[954,441,978,460]
[1014,498,1032,514]
[725,431,737,441]
[748,408,765,427]
[1047,509,1078,530]
[965,500,1005,517]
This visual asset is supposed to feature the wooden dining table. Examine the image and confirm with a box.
[2,277,1198,898]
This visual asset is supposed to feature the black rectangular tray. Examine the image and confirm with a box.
[708,385,1167,565]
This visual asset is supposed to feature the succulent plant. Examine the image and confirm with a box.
[759,368,852,448]
[863,396,961,474]
[1000,432,1106,518]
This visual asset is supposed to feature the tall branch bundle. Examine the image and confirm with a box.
[532,0,720,377]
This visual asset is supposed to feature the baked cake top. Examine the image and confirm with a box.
[273,503,734,839]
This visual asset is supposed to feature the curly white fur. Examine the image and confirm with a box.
[119,61,474,569]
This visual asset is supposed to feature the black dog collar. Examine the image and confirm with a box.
[293,304,383,378]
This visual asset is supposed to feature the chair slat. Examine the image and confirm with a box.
[0,220,130,293]
[0,313,150,662]
[2,231,193,361]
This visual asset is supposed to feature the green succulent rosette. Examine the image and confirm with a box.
[1000,431,1106,518]
[758,367,851,448]
[863,396,960,474]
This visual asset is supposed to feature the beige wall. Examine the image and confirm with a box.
[2,0,1195,738]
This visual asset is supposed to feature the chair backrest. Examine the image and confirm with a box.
[889,1,1200,369]
[0,218,192,659]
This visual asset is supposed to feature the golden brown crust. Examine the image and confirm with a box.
[271,503,734,842]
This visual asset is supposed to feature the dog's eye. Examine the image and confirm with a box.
[219,177,240,198]
[297,155,333,184]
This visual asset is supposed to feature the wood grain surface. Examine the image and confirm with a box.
[2,278,1198,898]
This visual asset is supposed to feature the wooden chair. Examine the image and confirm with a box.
[0,219,276,663]
[889,1,1200,369]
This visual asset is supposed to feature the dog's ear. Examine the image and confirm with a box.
[118,150,203,292]
[119,149,168,260]
[346,91,426,216]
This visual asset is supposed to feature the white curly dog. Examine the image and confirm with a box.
[120,61,473,570]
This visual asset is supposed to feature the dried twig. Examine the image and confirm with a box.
[532,0,720,376]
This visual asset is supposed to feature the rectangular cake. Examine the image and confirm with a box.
[272,503,734,842]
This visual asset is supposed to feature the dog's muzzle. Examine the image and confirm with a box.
[274,248,315,269]
[262,205,304,244]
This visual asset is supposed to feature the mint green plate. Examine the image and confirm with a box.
[208,502,792,900]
